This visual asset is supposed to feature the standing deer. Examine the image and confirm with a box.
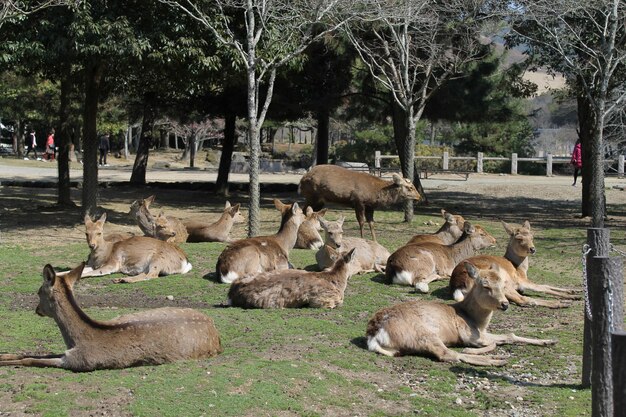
[367,262,556,366]
[385,222,496,293]
[294,207,327,250]
[216,199,304,284]
[298,164,421,241]
[129,195,188,244]
[406,209,465,245]
[61,213,192,284]
[315,216,390,273]
[449,220,579,308]
[228,248,358,309]
[0,263,222,371]
[184,201,245,243]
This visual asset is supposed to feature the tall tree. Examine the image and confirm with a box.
[0,0,78,26]
[161,0,352,236]
[508,0,626,226]
[343,0,496,220]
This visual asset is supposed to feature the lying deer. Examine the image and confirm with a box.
[129,195,188,244]
[184,201,245,243]
[216,199,304,284]
[0,263,222,371]
[385,222,496,293]
[299,164,421,241]
[450,220,579,308]
[228,248,358,309]
[406,209,465,245]
[61,213,192,284]
[294,207,327,250]
[315,216,390,273]
[367,262,556,366]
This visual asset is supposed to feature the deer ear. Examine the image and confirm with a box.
[337,216,345,227]
[463,222,474,234]
[230,204,241,215]
[291,202,300,214]
[66,262,85,285]
[318,208,328,217]
[97,212,107,224]
[444,211,455,223]
[464,262,479,281]
[522,220,531,230]
[392,173,403,185]
[344,248,357,262]
[43,264,56,285]
[274,199,285,211]
[84,214,92,225]
[146,195,156,206]
[224,201,231,209]
[306,206,314,216]
[501,220,515,236]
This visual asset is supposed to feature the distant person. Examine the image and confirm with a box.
[99,133,110,166]
[24,129,38,160]
[43,128,55,161]
[570,138,582,186]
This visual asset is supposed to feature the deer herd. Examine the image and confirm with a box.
[0,164,580,372]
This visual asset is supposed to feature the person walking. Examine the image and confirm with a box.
[570,138,582,186]
[99,133,110,166]
[43,128,55,161]
[24,129,39,160]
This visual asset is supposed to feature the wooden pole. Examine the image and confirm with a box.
[613,331,626,417]
[590,256,623,417]
[583,228,611,388]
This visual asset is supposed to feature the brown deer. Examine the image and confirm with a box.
[385,222,496,293]
[406,209,465,245]
[216,199,304,284]
[61,213,192,284]
[0,263,222,371]
[367,262,556,366]
[129,195,188,244]
[298,164,421,241]
[294,206,328,249]
[449,220,580,308]
[228,248,358,309]
[183,201,245,243]
[315,216,390,273]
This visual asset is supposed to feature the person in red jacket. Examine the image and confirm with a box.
[44,128,55,161]
[570,138,582,186]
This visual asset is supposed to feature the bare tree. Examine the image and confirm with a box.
[161,117,224,167]
[508,0,626,226]
[160,0,352,236]
[0,0,79,26]
[343,0,495,221]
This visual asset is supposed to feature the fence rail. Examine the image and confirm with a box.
[374,151,625,177]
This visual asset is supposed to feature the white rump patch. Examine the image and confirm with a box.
[260,241,267,246]
[221,271,239,284]
[414,281,430,293]
[392,270,413,286]
[452,289,465,302]
[182,261,193,274]
[367,328,395,357]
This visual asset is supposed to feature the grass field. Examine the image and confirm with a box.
[1,183,624,417]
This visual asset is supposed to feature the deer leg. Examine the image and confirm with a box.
[113,266,161,284]
[81,264,119,278]
[518,282,582,299]
[354,204,366,239]
[505,287,572,309]
[365,207,376,242]
[484,333,557,347]
[56,266,94,277]
[429,341,507,367]
[462,343,497,354]
[0,354,65,368]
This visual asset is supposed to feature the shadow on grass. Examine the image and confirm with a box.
[350,336,369,351]
[449,365,585,389]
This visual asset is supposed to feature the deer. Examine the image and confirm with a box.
[216,199,305,284]
[406,209,465,245]
[0,263,222,371]
[59,213,192,284]
[366,262,557,366]
[449,220,580,309]
[183,201,245,243]
[227,248,358,309]
[129,195,188,244]
[294,206,328,250]
[315,216,390,273]
[298,164,421,241]
[385,222,496,293]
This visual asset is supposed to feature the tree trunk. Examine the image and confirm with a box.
[14,120,24,158]
[81,60,104,216]
[160,128,168,148]
[316,108,330,165]
[578,93,594,218]
[130,96,155,185]
[189,133,196,168]
[216,111,236,195]
[56,75,74,206]
[248,126,261,237]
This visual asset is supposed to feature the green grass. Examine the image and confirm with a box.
[0,199,593,417]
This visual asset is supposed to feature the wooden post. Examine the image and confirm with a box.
[613,331,626,417]
[477,152,483,173]
[442,151,449,170]
[511,153,518,174]
[618,155,624,178]
[590,255,623,417]
[547,153,553,176]
[583,228,611,388]
[375,151,381,176]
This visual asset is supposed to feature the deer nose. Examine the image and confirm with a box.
[529,247,536,254]
[500,302,509,311]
